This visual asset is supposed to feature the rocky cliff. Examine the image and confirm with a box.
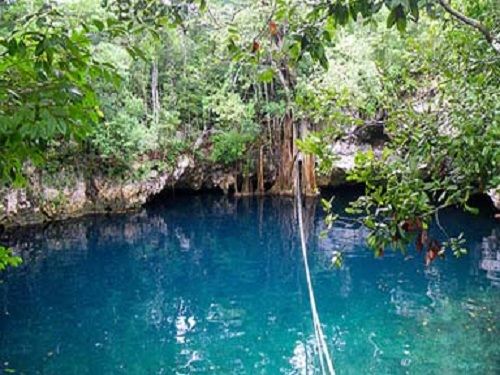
[0,157,184,227]
[0,122,388,228]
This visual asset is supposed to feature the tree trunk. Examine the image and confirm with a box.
[298,119,317,197]
[233,172,239,195]
[151,60,160,125]
[271,110,295,195]
[268,25,318,196]
[270,112,318,196]
[257,145,265,194]
[240,173,253,196]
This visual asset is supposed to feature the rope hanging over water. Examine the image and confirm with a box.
[295,155,336,375]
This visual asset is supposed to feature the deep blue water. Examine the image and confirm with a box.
[0,194,499,374]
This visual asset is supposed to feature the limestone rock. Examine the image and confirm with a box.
[488,188,500,211]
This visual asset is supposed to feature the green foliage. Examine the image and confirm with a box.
[0,2,103,184]
[343,7,499,259]
[211,130,256,166]
[296,134,337,176]
[89,94,157,172]
[0,245,22,272]
[0,0,497,268]
[331,250,343,268]
[0,0,206,185]
[296,28,385,118]
[205,89,256,130]
[206,85,259,166]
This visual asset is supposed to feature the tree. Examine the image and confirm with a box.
[0,0,497,270]
[223,0,498,261]
[295,0,499,262]
[0,0,204,271]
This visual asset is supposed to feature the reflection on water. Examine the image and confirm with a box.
[0,195,498,374]
[481,229,500,285]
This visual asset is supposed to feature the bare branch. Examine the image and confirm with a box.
[437,0,500,53]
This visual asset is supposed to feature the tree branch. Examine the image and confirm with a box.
[437,0,499,53]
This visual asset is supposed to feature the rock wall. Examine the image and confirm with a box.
[0,152,275,227]
[0,123,387,228]
[317,121,385,188]
[0,156,191,227]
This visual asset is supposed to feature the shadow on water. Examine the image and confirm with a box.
[0,193,498,374]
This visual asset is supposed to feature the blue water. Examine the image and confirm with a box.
[0,194,499,374]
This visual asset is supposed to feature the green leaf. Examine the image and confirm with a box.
[35,39,45,56]
[7,38,17,55]
[0,246,22,272]
[258,68,275,83]
[92,19,105,31]
[332,3,349,26]
[289,42,301,61]
[464,204,479,215]
[409,0,419,21]
[387,8,397,28]
[396,14,407,32]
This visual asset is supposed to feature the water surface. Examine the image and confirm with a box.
[1,194,499,374]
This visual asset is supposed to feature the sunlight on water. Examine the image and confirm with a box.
[0,195,498,374]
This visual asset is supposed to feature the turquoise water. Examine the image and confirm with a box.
[0,194,499,374]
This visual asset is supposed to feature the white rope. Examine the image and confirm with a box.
[295,156,335,375]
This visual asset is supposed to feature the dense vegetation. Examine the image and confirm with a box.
[0,0,498,268]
